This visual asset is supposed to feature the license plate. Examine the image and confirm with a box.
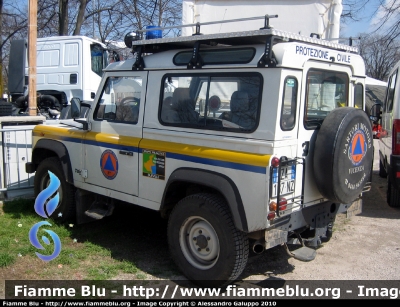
[265,229,288,249]
[271,165,296,197]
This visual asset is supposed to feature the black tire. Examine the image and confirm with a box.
[167,193,249,287]
[15,95,28,108]
[313,107,373,204]
[34,157,76,222]
[0,100,12,116]
[379,159,387,178]
[387,176,400,208]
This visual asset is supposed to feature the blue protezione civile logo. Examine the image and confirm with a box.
[29,171,62,261]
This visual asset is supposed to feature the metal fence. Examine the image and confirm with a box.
[0,125,36,199]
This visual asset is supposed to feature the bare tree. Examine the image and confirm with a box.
[374,0,400,42]
[73,0,88,35]
[342,0,400,42]
[59,0,69,35]
[0,0,182,90]
[358,34,400,81]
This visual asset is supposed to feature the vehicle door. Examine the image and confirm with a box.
[381,69,398,161]
[83,71,147,198]
[296,62,353,205]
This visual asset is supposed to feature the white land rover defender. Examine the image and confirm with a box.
[26,17,373,287]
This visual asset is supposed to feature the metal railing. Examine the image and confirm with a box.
[0,126,35,197]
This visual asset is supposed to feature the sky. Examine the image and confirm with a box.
[340,0,396,38]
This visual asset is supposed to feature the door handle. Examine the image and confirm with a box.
[119,150,133,156]
[302,141,309,157]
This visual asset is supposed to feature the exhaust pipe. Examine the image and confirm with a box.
[252,241,265,254]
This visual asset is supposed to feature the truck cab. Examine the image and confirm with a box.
[8,36,110,119]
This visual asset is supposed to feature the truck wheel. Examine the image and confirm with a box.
[387,176,400,208]
[34,157,76,222]
[379,159,387,178]
[167,193,249,287]
[313,107,373,204]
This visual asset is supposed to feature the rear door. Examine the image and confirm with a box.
[296,62,353,205]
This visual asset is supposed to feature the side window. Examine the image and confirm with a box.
[160,73,262,132]
[305,69,348,129]
[354,83,363,110]
[385,69,398,113]
[280,77,298,131]
[91,44,106,77]
[94,76,141,124]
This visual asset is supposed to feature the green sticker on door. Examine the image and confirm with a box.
[142,149,166,180]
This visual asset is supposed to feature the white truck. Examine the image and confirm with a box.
[182,0,343,41]
[26,15,372,287]
[7,36,117,119]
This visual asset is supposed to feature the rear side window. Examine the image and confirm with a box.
[354,83,364,110]
[305,69,349,129]
[385,69,398,113]
[173,48,256,66]
[280,77,298,131]
[160,73,262,132]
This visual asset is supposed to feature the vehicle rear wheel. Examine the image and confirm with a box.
[387,176,400,208]
[379,159,387,178]
[167,193,249,287]
[34,157,76,222]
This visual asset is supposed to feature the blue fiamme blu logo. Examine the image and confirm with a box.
[29,171,62,261]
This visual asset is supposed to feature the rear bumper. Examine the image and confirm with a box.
[265,198,361,249]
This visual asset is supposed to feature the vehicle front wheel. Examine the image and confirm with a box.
[167,193,249,287]
[34,157,76,222]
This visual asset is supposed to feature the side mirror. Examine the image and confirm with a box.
[112,51,120,62]
[70,97,90,130]
[70,97,81,119]
[369,103,382,123]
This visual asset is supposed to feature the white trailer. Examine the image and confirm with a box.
[182,0,342,41]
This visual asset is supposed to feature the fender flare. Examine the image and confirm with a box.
[32,139,74,184]
[163,168,248,232]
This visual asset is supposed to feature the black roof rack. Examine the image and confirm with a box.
[127,16,358,71]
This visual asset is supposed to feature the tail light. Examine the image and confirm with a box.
[269,201,277,211]
[393,119,400,155]
[268,198,288,220]
[271,156,280,168]
[279,198,287,211]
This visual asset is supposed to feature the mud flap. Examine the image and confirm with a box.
[288,246,316,261]
[346,198,362,218]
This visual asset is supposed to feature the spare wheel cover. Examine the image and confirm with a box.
[313,107,373,203]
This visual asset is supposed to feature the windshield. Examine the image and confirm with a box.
[91,44,109,76]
